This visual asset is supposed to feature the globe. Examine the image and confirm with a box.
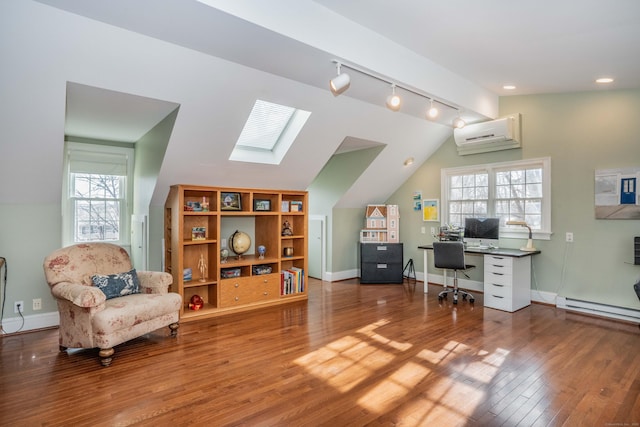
[229,230,251,257]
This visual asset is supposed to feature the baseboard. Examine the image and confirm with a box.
[325,269,359,282]
[1,311,60,335]
[531,289,557,305]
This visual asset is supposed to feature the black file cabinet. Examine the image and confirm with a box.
[360,243,403,284]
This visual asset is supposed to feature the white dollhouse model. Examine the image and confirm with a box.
[360,204,400,243]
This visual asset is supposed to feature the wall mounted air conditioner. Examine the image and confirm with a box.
[454,113,521,155]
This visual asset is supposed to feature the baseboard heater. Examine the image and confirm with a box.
[556,296,640,323]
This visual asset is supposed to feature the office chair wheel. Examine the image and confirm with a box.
[438,296,443,302]
[453,299,458,305]
[462,294,467,300]
[470,298,475,303]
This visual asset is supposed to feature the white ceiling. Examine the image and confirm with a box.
[56,0,640,143]
[316,0,640,95]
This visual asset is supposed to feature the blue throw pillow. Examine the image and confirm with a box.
[91,269,141,300]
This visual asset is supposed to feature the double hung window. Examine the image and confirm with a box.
[62,142,134,247]
[441,157,551,239]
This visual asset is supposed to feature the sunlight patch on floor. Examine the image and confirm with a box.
[357,361,429,412]
[294,334,394,392]
[357,319,413,352]
[294,319,511,422]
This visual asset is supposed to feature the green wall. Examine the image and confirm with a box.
[388,89,640,309]
[307,146,384,272]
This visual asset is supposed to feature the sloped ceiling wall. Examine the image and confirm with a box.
[1,1,460,209]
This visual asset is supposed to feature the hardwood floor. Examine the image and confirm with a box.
[1,278,639,426]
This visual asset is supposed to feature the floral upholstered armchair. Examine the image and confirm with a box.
[43,243,182,366]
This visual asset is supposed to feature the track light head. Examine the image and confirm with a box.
[329,63,351,96]
[452,116,466,129]
[427,100,439,119]
[385,85,401,111]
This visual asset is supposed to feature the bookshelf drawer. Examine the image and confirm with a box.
[220,275,279,307]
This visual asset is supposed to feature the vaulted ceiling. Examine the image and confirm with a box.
[5,1,639,208]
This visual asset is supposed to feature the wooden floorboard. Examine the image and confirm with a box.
[1,278,639,426]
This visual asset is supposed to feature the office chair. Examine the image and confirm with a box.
[432,241,475,304]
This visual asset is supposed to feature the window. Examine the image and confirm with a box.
[441,157,551,239]
[62,142,134,247]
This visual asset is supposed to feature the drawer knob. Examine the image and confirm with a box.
[263,292,268,296]
[263,279,268,283]
[492,295,504,299]
[492,283,505,287]
[234,296,239,301]
[234,283,239,288]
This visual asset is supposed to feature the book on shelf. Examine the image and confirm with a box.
[192,226,206,240]
[281,200,289,212]
[280,267,304,295]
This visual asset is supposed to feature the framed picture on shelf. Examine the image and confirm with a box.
[221,192,242,211]
[281,200,290,212]
[254,199,271,211]
[192,227,206,240]
[290,201,303,212]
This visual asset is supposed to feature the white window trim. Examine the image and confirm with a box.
[441,157,552,241]
[62,141,134,247]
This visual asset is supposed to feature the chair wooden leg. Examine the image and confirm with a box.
[99,348,114,367]
[169,322,179,337]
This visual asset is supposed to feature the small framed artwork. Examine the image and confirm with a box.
[422,199,440,222]
[281,200,290,212]
[254,199,271,211]
[221,192,242,211]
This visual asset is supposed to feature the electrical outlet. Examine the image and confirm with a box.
[566,232,574,243]
[431,227,436,235]
[33,298,42,311]
[421,227,426,234]
[14,301,24,314]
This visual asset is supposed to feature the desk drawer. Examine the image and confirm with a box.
[484,289,514,312]
[484,270,512,287]
[484,255,513,272]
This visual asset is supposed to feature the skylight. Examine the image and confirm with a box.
[230,100,311,165]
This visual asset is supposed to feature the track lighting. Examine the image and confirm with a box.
[329,59,461,122]
[427,99,439,119]
[329,63,351,96]
[385,84,401,111]
[452,116,466,129]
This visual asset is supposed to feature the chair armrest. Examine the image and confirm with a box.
[51,282,106,308]
[137,271,173,294]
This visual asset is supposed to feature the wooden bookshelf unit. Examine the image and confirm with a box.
[164,185,308,321]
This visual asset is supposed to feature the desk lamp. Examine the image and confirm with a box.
[506,220,536,252]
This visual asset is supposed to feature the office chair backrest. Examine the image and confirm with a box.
[432,241,467,270]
